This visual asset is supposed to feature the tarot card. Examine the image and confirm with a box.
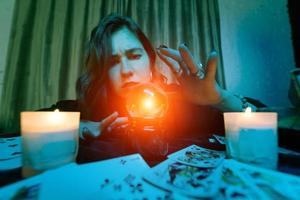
[90,172,189,200]
[213,134,226,145]
[168,144,225,168]
[8,183,41,200]
[0,136,21,160]
[218,160,267,199]
[143,158,223,198]
[230,159,300,200]
[86,154,189,200]
[0,173,44,200]
[278,147,300,157]
[42,154,150,199]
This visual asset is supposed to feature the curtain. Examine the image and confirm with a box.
[0,0,225,133]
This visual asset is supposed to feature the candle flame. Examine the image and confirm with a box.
[245,107,252,113]
[49,109,61,123]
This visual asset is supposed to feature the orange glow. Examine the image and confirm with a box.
[125,83,168,118]
[143,98,154,110]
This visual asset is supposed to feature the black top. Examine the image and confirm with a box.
[42,99,226,136]
[41,99,223,164]
[42,97,266,165]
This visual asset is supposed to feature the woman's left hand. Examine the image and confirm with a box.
[157,44,224,106]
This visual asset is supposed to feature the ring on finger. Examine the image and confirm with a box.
[176,67,183,77]
[198,62,203,68]
[191,68,205,79]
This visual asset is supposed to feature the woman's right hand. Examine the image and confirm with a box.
[79,112,129,139]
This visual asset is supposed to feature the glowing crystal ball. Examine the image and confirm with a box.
[125,83,168,119]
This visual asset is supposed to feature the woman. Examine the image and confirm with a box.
[72,14,258,162]
[77,14,255,136]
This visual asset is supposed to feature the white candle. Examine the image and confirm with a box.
[21,110,80,177]
[224,108,278,169]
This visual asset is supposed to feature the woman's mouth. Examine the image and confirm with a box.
[122,82,139,89]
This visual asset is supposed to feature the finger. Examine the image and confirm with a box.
[101,112,119,131]
[114,124,129,132]
[178,43,199,74]
[157,50,182,76]
[158,47,181,62]
[107,117,129,132]
[205,51,218,81]
[108,117,128,129]
[178,59,190,75]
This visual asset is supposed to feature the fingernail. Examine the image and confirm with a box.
[159,44,168,49]
[209,51,218,58]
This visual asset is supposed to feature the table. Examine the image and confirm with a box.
[0,133,300,198]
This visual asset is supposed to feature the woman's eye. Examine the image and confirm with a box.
[128,54,142,60]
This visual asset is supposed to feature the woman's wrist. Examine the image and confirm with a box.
[212,89,256,112]
[79,121,101,139]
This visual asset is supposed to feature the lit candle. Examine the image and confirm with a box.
[21,110,80,177]
[224,108,278,169]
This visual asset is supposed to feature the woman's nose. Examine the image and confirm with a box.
[120,58,134,77]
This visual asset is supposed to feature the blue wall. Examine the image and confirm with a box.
[219,0,295,107]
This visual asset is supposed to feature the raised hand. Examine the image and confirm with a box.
[157,44,224,106]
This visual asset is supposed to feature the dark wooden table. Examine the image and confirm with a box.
[1,129,300,188]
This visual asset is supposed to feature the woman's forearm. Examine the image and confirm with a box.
[212,89,257,112]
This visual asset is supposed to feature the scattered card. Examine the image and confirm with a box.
[41,154,151,199]
[229,159,300,200]
[143,158,223,198]
[168,145,225,168]
[218,160,266,199]
[0,137,21,160]
[90,172,188,200]
[213,134,226,145]
[0,172,44,200]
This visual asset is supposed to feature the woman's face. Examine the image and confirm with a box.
[108,27,151,98]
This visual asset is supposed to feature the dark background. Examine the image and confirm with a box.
[288,0,300,68]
